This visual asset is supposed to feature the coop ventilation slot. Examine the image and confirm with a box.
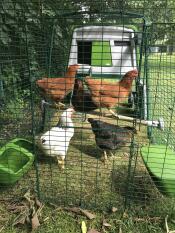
[114,41,131,46]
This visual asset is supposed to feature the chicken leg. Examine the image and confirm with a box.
[101,151,108,164]
[101,150,116,163]
[109,151,115,158]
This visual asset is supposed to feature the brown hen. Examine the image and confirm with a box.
[84,69,138,118]
[36,64,79,107]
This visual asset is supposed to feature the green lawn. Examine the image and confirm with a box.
[147,53,175,145]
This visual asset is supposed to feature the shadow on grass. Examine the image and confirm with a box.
[72,143,101,159]
[112,169,152,202]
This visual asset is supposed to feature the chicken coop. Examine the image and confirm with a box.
[69,26,137,74]
[0,1,175,218]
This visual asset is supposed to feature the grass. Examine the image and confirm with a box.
[0,108,175,232]
[1,196,175,233]
[146,53,175,153]
[1,52,175,232]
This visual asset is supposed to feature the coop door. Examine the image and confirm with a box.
[91,41,112,66]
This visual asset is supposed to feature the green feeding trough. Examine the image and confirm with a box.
[141,144,175,197]
[0,138,35,185]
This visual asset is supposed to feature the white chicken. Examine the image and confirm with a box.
[39,108,74,169]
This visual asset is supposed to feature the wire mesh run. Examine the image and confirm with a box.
[0,1,175,215]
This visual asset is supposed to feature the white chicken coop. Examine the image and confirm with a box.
[68,26,137,77]
[68,25,161,129]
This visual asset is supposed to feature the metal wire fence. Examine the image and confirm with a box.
[0,0,175,214]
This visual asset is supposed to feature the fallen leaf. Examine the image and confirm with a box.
[43,217,50,222]
[102,219,111,227]
[63,207,96,220]
[32,213,40,230]
[122,212,128,218]
[81,221,87,233]
[13,212,27,226]
[80,209,96,220]
[111,207,118,213]
[23,190,31,202]
[48,202,58,208]
[36,204,44,216]
[0,216,7,222]
[64,207,80,214]
[0,226,5,233]
[7,203,26,213]
[119,226,123,233]
[9,190,43,231]
[35,198,42,208]
[26,216,30,224]
[87,229,101,233]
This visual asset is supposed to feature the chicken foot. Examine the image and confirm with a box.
[52,102,65,109]
[57,157,65,170]
[109,151,115,158]
[101,150,116,163]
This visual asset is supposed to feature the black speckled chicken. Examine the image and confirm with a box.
[88,118,136,162]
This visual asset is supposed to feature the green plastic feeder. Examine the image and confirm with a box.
[0,138,35,184]
[141,144,175,197]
